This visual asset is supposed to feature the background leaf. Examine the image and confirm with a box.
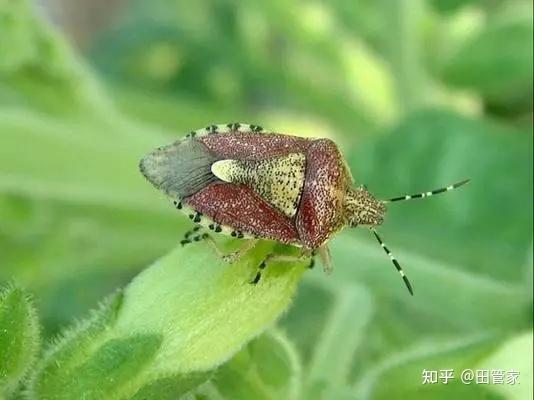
[0,284,40,395]
[441,12,533,105]
[206,330,302,400]
[476,331,533,400]
[348,109,532,282]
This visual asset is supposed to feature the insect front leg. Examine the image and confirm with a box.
[317,245,333,274]
[250,249,314,284]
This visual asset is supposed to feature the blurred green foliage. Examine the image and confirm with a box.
[0,0,532,399]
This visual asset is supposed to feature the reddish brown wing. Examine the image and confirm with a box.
[296,139,348,249]
[200,133,312,161]
[195,135,349,248]
[185,182,301,244]
[189,132,312,243]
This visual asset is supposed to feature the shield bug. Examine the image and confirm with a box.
[140,123,469,294]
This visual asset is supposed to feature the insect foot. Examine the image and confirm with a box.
[222,253,240,263]
[250,261,267,285]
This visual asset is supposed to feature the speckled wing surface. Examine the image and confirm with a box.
[140,125,313,244]
[140,125,352,247]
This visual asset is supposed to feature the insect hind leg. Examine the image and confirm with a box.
[250,260,268,284]
[203,237,258,263]
[250,250,314,284]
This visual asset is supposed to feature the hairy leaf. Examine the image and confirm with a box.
[0,284,40,395]
[29,242,306,399]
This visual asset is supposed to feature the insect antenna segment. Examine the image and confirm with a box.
[371,178,470,295]
[370,227,413,296]
[385,179,470,203]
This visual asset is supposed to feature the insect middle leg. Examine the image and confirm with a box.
[317,245,333,274]
[205,236,258,263]
[250,249,315,284]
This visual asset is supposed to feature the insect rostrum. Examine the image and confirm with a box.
[140,123,469,294]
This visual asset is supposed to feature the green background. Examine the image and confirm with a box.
[0,0,532,399]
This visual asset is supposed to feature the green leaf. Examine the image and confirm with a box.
[328,235,526,330]
[441,18,533,103]
[29,241,306,399]
[476,331,533,400]
[429,0,477,14]
[379,0,427,112]
[299,284,373,400]
[0,0,35,72]
[130,372,212,400]
[0,109,167,210]
[354,333,504,400]
[279,281,334,366]
[39,335,163,400]
[0,284,40,395]
[0,0,113,116]
[113,240,306,372]
[208,330,302,400]
[31,293,125,397]
[306,285,373,387]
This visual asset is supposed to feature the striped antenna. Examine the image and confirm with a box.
[370,227,413,295]
[385,179,470,203]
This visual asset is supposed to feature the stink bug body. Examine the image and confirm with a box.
[140,123,469,294]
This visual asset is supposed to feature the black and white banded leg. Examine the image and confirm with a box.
[250,250,314,284]
[180,226,202,246]
[370,227,413,295]
[386,179,470,203]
